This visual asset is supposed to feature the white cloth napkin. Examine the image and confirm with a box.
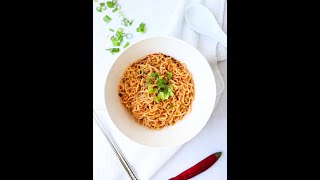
[93,0,226,179]
[168,0,227,98]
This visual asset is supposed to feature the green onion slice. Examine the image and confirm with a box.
[96,7,102,12]
[123,42,129,48]
[103,15,112,23]
[106,48,120,55]
[154,96,159,103]
[148,85,153,94]
[106,1,115,8]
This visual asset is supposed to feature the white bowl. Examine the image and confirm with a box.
[104,36,216,148]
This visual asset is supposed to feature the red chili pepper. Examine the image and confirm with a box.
[168,152,222,180]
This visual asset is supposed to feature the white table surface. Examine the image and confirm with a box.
[93,0,227,179]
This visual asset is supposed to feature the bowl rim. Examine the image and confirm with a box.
[104,36,216,148]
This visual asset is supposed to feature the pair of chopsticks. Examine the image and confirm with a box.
[93,109,222,180]
[93,109,138,180]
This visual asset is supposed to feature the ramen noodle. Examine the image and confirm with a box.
[118,53,194,130]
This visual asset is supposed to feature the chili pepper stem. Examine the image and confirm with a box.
[214,152,222,159]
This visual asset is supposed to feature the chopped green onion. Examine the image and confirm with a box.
[117,28,123,33]
[168,88,174,97]
[106,48,120,55]
[118,36,123,42]
[116,29,124,39]
[116,29,124,38]
[148,85,154,94]
[164,92,170,99]
[110,28,126,47]
[144,71,173,102]
[111,36,120,46]
[123,42,130,48]
[168,85,174,91]
[151,72,159,79]
[153,88,158,94]
[112,0,116,3]
[121,19,126,26]
[158,92,165,101]
[97,2,107,12]
[166,71,172,80]
[154,96,159,103]
[136,23,145,33]
[156,87,171,101]
[164,85,169,93]
[103,15,112,23]
[118,32,124,37]
[96,7,102,12]
[111,48,119,54]
[112,3,121,13]
[155,77,166,87]
[125,19,130,26]
[122,18,133,27]
[109,28,114,32]
[125,33,132,39]
[116,31,123,41]
[106,1,115,8]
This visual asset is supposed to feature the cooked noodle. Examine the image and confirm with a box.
[118,53,194,130]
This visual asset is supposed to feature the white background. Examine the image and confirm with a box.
[93,0,227,179]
